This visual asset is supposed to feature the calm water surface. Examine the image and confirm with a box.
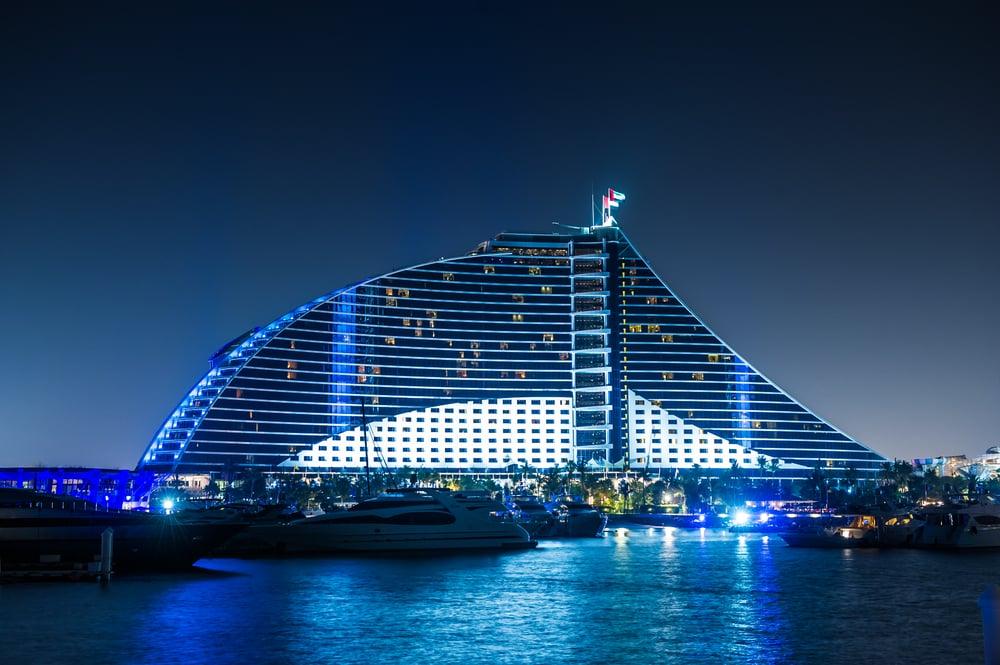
[1,528,996,664]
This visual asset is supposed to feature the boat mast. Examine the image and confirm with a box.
[361,396,372,498]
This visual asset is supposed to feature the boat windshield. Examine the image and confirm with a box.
[847,515,877,529]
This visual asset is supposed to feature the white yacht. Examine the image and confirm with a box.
[225,488,536,555]
[912,502,1000,549]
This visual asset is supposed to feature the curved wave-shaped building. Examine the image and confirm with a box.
[138,214,885,477]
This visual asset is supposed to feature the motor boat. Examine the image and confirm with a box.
[780,514,880,548]
[880,512,925,547]
[545,496,608,537]
[0,488,244,571]
[222,488,537,555]
[506,495,556,538]
[910,502,1000,549]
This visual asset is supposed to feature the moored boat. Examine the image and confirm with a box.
[780,514,879,548]
[0,488,244,571]
[880,512,925,548]
[545,496,608,537]
[222,488,536,555]
[506,495,556,538]
[910,502,1000,549]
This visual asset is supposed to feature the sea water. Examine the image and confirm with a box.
[1,528,994,664]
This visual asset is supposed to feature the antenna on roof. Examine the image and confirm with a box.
[600,188,626,227]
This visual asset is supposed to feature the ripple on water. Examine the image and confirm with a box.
[0,531,994,665]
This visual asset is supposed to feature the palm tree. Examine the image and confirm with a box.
[767,458,782,498]
[565,460,584,495]
[842,465,859,493]
[681,465,704,512]
[590,477,616,510]
[809,463,829,507]
[878,461,894,487]
[922,467,939,499]
[540,467,563,499]
[756,457,768,489]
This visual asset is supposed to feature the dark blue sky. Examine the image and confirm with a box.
[1,2,997,467]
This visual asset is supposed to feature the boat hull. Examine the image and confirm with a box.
[222,523,536,555]
[0,514,244,570]
[912,524,1000,549]
[780,529,877,548]
[550,511,608,538]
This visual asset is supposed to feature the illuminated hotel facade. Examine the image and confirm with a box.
[138,193,885,478]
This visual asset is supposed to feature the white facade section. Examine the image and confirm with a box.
[626,391,797,470]
[282,397,575,471]
[281,390,804,473]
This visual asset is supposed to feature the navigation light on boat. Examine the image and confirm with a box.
[162,498,175,514]
[732,510,750,526]
[759,512,771,524]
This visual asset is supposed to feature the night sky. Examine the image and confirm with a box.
[1,2,997,468]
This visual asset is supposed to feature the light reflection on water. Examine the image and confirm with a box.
[0,530,994,665]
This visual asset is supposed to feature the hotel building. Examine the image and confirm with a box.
[139,194,885,478]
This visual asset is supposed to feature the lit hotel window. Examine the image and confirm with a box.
[541,286,553,294]
[512,294,524,303]
[385,288,394,296]
[648,324,661,333]
[542,333,554,342]
[707,354,720,362]
[443,272,454,281]
[484,265,495,273]
[426,310,437,318]
[528,266,541,275]
[692,372,705,381]
[628,324,642,333]
[403,318,411,326]
[499,342,509,350]
[661,334,674,343]
[646,296,658,305]
[516,370,527,379]
[661,372,673,380]
[512,314,524,322]
[385,336,396,345]
[399,288,410,297]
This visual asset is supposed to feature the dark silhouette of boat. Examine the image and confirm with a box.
[0,488,244,571]
[545,496,608,537]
